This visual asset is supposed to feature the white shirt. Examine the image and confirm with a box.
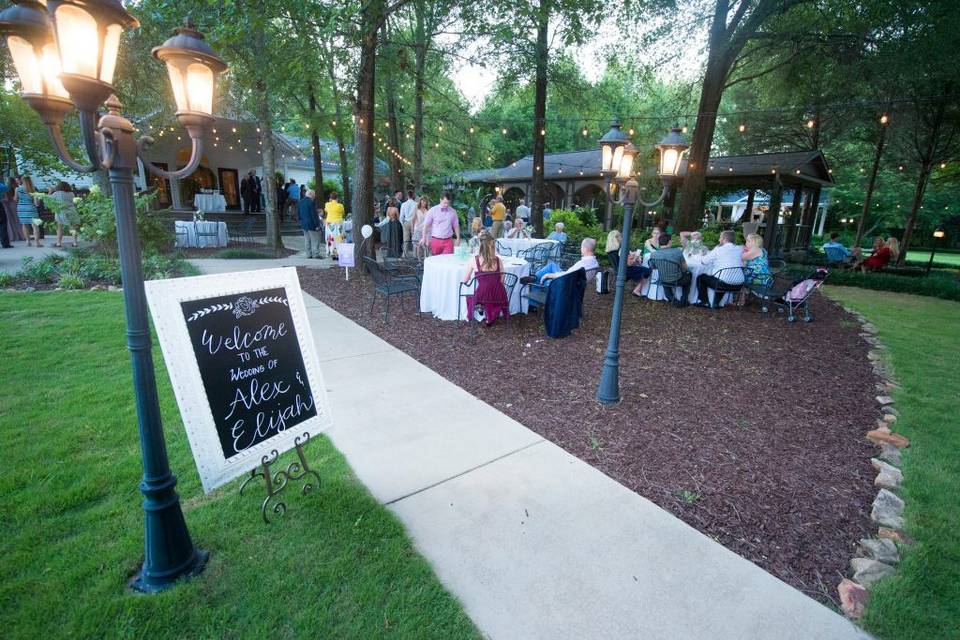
[399,198,416,223]
[566,255,599,276]
[702,242,743,280]
[515,204,530,220]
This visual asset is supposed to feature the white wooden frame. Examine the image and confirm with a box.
[145,267,331,493]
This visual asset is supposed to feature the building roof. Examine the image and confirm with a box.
[457,149,834,187]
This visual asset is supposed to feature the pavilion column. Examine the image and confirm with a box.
[784,187,803,251]
[764,179,782,257]
[802,187,821,248]
[744,189,755,224]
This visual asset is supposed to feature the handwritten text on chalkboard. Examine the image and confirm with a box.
[181,287,317,460]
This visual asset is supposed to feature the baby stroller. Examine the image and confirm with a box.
[747,267,828,323]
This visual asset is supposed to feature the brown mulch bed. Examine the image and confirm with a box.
[299,266,878,606]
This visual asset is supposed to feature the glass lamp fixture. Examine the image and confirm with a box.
[45,0,138,112]
[933,226,945,239]
[656,127,689,178]
[152,20,226,136]
[0,0,73,123]
[616,142,638,180]
[599,119,630,176]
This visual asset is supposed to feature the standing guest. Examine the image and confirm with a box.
[285,179,300,221]
[384,204,403,258]
[507,218,531,239]
[297,189,322,258]
[17,176,41,246]
[695,230,743,307]
[489,195,506,239]
[51,181,79,247]
[419,191,460,255]
[276,179,287,219]
[645,232,692,305]
[252,172,263,212]
[0,178,12,248]
[412,195,429,256]
[860,236,898,272]
[399,189,416,256]
[299,184,306,201]
[323,191,345,257]
[515,198,530,225]
[240,170,256,214]
[547,222,567,243]
[543,201,552,223]
[742,233,772,287]
[2,178,23,243]
[462,230,511,326]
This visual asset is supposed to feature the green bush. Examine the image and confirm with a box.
[56,274,85,290]
[824,268,960,302]
[19,255,60,283]
[0,272,14,288]
[549,209,603,253]
[72,185,171,254]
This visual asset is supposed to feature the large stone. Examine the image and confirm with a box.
[871,458,904,490]
[837,578,869,619]
[862,322,878,333]
[860,537,900,564]
[868,351,882,361]
[878,527,912,545]
[875,421,892,433]
[867,430,910,449]
[882,413,898,424]
[871,489,906,530]
[851,558,896,587]
[876,395,895,405]
[881,406,900,417]
[878,443,903,466]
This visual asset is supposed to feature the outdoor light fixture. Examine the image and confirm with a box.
[927,225,946,275]
[1,0,223,594]
[596,122,689,405]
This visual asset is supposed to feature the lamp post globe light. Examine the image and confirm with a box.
[0,0,227,592]
[596,123,688,405]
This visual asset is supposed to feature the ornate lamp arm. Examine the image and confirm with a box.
[137,134,203,180]
[635,183,670,208]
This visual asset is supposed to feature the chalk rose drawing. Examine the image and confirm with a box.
[232,296,259,318]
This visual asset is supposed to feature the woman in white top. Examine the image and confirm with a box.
[411,196,429,257]
[51,181,79,247]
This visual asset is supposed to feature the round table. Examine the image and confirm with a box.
[419,254,531,321]
[496,237,558,257]
[641,253,732,306]
[193,193,227,212]
[174,220,229,248]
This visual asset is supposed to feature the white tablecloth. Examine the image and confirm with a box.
[175,220,229,248]
[641,253,733,306]
[193,193,226,212]
[495,237,558,257]
[419,254,531,321]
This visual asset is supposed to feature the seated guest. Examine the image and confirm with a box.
[533,237,599,285]
[681,230,707,256]
[462,231,510,326]
[548,222,568,243]
[742,233,772,287]
[468,216,483,253]
[607,230,651,287]
[507,218,532,239]
[861,236,898,272]
[501,219,513,238]
[695,230,744,307]
[642,226,662,255]
[642,232,691,305]
[823,233,853,264]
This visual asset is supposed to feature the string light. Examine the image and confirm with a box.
[502,128,507,135]
[807,119,815,128]
[738,123,746,132]
[941,162,947,169]
[880,114,889,125]
[540,129,545,135]
[469,126,475,134]
[681,125,688,133]
[582,128,588,137]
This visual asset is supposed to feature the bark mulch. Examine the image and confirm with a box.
[299,266,878,606]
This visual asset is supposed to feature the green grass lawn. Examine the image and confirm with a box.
[905,250,960,266]
[0,292,478,639]
[824,286,960,640]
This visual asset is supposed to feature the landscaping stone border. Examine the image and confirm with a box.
[836,307,909,621]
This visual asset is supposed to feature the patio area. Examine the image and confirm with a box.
[298,265,879,606]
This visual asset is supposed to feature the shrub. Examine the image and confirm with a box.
[549,209,603,253]
[56,274,86,290]
[0,272,15,288]
[19,255,60,283]
[823,268,960,302]
[73,185,171,254]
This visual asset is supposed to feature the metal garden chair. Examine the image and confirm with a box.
[703,266,746,308]
[648,257,689,305]
[458,271,519,334]
[193,220,222,247]
[363,256,420,323]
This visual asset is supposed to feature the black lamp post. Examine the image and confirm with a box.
[0,0,227,593]
[596,122,688,405]
[927,225,946,275]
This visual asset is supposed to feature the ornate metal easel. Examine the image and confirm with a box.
[239,432,321,523]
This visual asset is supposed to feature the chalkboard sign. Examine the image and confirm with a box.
[146,268,331,493]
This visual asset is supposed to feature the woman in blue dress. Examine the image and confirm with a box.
[16,176,41,247]
[742,232,772,287]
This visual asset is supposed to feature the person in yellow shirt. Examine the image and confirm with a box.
[489,195,506,239]
[324,191,345,258]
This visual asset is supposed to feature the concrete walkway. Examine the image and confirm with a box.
[192,258,869,640]
[0,240,78,274]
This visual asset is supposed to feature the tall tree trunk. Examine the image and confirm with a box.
[413,0,427,192]
[256,80,281,249]
[308,88,325,199]
[352,0,383,263]
[386,81,403,190]
[898,165,931,266]
[854,124,887,250]
[324,50,352,211]
[530,1,549,238]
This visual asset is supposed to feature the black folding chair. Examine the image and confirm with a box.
[230,217,256,247]
[363,256,420,323]
[193,221,222,247]
[703,266,746,308]
[173,222,189,249]
[648,257,689,305]
[458,271,519,334]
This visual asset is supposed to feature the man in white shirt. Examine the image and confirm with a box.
[399,189,416,256]
[695,230,744,307]
[515,198,530,223]
[538,237,599,283]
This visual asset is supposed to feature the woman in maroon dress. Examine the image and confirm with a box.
[463,230,510,326]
